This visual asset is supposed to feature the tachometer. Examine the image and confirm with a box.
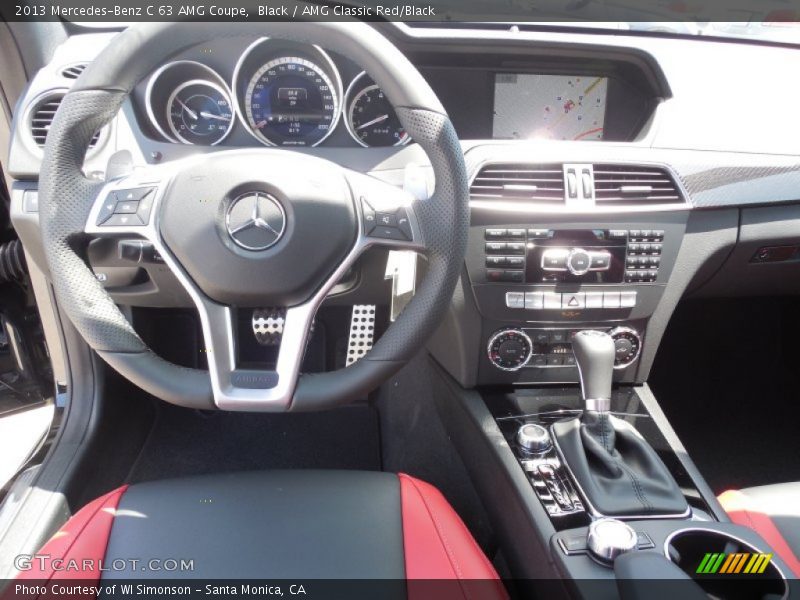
[344,72,409,147]
[167,80,234,145]
[244,56,339,146]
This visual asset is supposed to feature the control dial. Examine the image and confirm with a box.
[488,329,533,371]
[587,518,638,565]
[566,248,592,276]
[609,327,642,369]
[516,423,552,454]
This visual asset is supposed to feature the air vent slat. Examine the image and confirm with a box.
[28,92,100,149]
[61,63,88,79]
[593,164,684,206]
[470,163,565,204]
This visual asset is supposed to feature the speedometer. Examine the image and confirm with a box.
[244,57,339,147]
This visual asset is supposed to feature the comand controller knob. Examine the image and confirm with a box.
[587,518,638,565]
[516,423,552,454]
[487,329,533,372]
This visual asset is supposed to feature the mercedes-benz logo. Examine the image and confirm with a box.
[225,192,286,251]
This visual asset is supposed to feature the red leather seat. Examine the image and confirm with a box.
[719,484,800,577]
[17,471,507,598]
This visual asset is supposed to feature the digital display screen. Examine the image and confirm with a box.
[493,74,608,141]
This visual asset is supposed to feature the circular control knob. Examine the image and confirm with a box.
[566,248,592,276]
[487,329,533,371]
[516,423,552,454]
[609,326,642,369]
[587,518,638,565]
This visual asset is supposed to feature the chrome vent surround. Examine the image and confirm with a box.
[470,162,687,209]
[29,92,100,149]
[593,164,684,206]
[60,63,88,79]
[469,163,566,203]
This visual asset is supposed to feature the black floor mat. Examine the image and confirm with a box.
[126,402,381,483]
[650,297,800,494]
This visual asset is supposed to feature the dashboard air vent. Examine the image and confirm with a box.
[470,163,565,202]
[29,93,100,149]
[593,164,684,206]
[61,63,87,79]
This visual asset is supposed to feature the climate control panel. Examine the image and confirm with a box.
[487,327,642,372]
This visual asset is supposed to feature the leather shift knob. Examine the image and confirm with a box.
[572,330,615,406]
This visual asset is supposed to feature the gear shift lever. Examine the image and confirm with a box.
[550,329,689,517]
[572,330,615,412]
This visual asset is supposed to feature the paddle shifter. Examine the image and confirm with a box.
[552,330,689,517]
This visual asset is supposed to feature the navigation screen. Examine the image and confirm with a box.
[493,74,608,141]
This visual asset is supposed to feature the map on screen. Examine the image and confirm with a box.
[493,74,608,141]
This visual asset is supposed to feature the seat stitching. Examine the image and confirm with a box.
[404,475,470,599]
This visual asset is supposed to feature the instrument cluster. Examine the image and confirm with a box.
[144,38,409,148]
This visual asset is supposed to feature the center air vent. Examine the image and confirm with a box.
[61,63,87,79]
[470,163,565,202]
[29,92,100,149]
[593,164,684,206]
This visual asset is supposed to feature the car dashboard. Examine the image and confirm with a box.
[7,21,800,391]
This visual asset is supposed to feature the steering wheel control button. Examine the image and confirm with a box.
[367,206,412,242]
[361,198,377,233]
[587,518,638,566]
[516,423,551,454]
[105,213,144,227]
[225,192,286,251]
[97,187,156,227]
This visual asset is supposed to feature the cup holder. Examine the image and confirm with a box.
[666,528,787,600]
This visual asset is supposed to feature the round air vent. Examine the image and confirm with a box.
[28,92,101,149]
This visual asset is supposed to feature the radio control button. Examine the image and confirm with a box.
[562,293,586,309]
[507,228,527,239]
[525,292,544,310]
[506,242,526,255]
[620,291,637,308]
[543,293,562,309]
[485,228,507,239]
[486,256,507,267]
[505,292,525,309]
[487,269,504,282]
[542,248,569,270]
[589,251,611,270]
[609,230,628,239]
[528,228,551,238]
[566,248,592,276]
[585,292,604,308]
[603,292,621,308]
[485,242,507,253]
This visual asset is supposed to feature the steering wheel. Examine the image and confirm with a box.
[37,22,468,412]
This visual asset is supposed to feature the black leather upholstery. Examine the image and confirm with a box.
[102,471,405,579]
[553,415,688,517]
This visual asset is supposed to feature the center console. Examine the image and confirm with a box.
[465,213,687,387]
